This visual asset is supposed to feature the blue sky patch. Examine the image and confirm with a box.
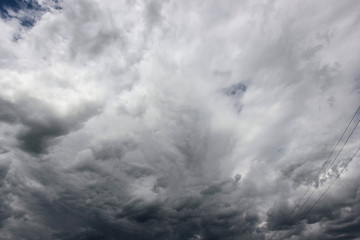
[0,0,60,28]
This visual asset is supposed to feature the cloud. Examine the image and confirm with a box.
[0,0,360,239]
[0,96,100,154]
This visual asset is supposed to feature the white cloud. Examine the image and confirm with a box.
[0,0,360,239]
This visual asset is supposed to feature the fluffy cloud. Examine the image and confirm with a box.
[0,0,360,239]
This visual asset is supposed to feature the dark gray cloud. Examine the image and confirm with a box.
[1,0,360,240]
[0,96,100,154]
[0,98,18,123]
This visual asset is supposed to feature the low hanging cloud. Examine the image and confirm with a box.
[0,0,360,240]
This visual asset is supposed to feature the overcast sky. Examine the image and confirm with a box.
[0,0,360,239]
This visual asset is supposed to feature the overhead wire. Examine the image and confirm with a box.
[302,146,360,218]
[284,117,360,227]
[273,117,360,240]
[268,106,360,240]
[274,126,360,239]
[277,146,360,240]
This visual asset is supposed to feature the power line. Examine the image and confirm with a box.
[273,118,359,240]
[302,146,360,218]
[285,117,360,228]
[268,106,360,240]
[281,146,360,240]
[323,118,360,177]
[272,117,360,239]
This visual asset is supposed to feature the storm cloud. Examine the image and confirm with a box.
[1,0,360,239]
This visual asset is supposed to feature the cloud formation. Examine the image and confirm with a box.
[0,0,360,239]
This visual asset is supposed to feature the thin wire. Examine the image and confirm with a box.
[323,118,360,177]
[267,106,360,240]
[287,118,360,227]
[279,146,360,240]
[302,146,360,218]
[273,119,360,240]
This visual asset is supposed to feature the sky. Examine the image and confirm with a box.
[0,0,360,239]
